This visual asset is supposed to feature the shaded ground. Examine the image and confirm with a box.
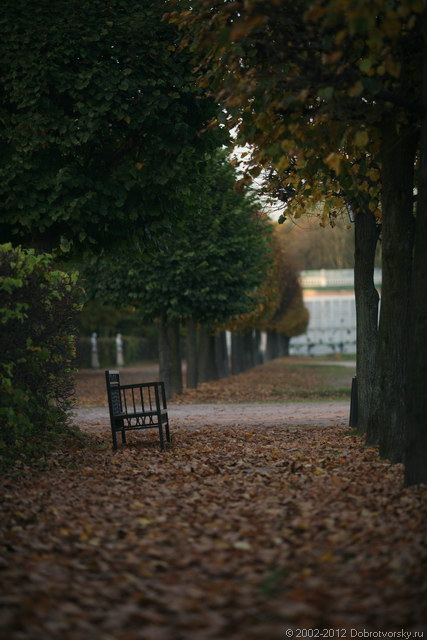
[74,357,355,407]
[1,358,426,639]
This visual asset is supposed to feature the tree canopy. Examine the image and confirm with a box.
[170,0,422,218]
[81,151,273,326]
[0,0,223,253]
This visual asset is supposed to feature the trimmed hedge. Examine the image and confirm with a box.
[0,244,80,467]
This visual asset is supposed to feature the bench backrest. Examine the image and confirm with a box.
[105,370,123,417]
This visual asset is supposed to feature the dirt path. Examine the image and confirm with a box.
[74,357,352,436]
[74,400,350,436]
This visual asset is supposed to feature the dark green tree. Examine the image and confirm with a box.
[0,0,222,253]
[82,152,273,396]
[0,244,80,467]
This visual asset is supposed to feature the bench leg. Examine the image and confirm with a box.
[111,428,118,451]
[121,429,127,445]
[158,424,165,451]
[165,420,171,443]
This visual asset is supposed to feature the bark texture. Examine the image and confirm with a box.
[168,320,183,396]
[278,334,290,357]
[158,312,172,400]
[231,332,246,375]
[405,24,427,486]
[198,326,219,383]
[266,330,279,361]
[215,331,229,379]
[185,317,198,389]
[254,330,263,365]
[354,208,380,434]
[367,121,417,460]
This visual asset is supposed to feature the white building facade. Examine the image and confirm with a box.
[290,269,381,356]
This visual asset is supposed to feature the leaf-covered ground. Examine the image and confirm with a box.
[75,357,354,406]
[1,360,426,639]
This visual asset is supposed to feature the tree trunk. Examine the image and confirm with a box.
[254,329,263,365]
[405,24,427,486]
[198,326,219,382]
[354,208,380,434]
[215,330,229,379]
[158,312,172,400]
[243,329,255,369]
[266,330,279,360]
[168,319,183,396]
[278,334,290,357]
[367,121,417,461]
[186,317,198,389]
[231,332,245,375]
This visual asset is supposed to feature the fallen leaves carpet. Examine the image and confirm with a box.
[74,358,354,407]
[1,422,426,639]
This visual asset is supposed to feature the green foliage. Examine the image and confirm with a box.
[172,0,423,220]
[82,152,273,326]
[0,0,223,252]
[77,300,157,337]
[0,244,80,468]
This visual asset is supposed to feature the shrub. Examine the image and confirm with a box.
[0,244,80,468]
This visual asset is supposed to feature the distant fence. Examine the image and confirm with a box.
[76,335,157,369]
[290,294,357,356]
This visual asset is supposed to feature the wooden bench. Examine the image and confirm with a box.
[105,370,171,450]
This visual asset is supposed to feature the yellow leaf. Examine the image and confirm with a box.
[135,162,144,170]
[324,152,342,175]
[327,50,342,64]
[318,552,337,563]
[297,89,310,102]
[385,55,401,78]
[229,16,265,41]
[89,538,101,546]
[233,541,252,550]
[348,81,364,97]
[354,130,369,147]
[335,29,347,45]
[367,168,380,181]
[276,155,290,172]
[306,6,326,21]
[381,11,401,39]
[137,518,152,526]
